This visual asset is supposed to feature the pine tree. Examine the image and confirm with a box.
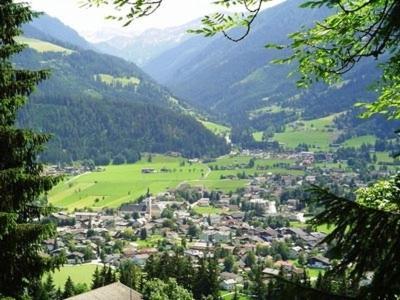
[55,287,63,300]
[140,228,147,240]
[91,266,102,289]
[207,257,220,300]
[232,286,239,300]
[99,265,107,287]
[308,184,400,298]
[0,1,61,298]
[43,274,56,300]
[105,265,115,285]
[252,264,267,300]
[63,277,75,299]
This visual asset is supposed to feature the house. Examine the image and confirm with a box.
[190,241,213,251]
[132,254,150,266]
[259,227,279,241]
[197,198,210,207]
[150,202,166,219]
[220,279,237,291]
[262,267,280,279]
[75,212,98,222]
[43,239,56,252]
[308,256,331,269]
[120,202,147,217]
[103,254,121,266]
[141,168,155,174]
[200,230,230,243]
[285,228,318,244]
[220,272,243,284]
[66,252,85,264]
[65,282,142,300]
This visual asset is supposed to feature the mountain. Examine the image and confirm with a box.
[93,20,200,66]
[142,0,382,131]
[23,14,93,50]
[15,22,229,163]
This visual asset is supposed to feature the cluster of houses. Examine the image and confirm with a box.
[44,181,332,291]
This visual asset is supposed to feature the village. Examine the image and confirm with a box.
[42,146,400,295]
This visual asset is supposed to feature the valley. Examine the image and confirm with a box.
[4,0,399,299]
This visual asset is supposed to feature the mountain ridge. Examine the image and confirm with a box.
[16,18,229,163]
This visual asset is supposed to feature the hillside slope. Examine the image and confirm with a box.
[15,27,229,163]
[143,0,380,127]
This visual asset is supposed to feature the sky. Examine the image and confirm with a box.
[28,0,283,42]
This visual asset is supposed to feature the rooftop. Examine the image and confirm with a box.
[65,282,142,300]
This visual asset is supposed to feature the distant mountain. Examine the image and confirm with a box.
[143,0,381,128]
[23,14,93,50]
[15,22,229,163]
[93,20,201,66]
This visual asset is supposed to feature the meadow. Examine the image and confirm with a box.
[96,73,141,87]
[342,135,376,148]
[200,120,231,136]
[16,36,74,54]
[49,154,304,210]
[273,114,339,151]
[49,155,208,210]
[47,264,99,289]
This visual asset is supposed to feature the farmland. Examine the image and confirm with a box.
[96,73,141,86]
[200,120,231,136]
[16,36,74,54]
[49,154,302,210]
[273,114,339,151]
[47,264,99,288]
[342,135,376,148]
[49,155,208,210]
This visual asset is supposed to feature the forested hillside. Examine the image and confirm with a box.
[143,0,398,143]
[14,28,229,163]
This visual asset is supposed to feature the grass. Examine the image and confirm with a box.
[342,135,377,148]
[200,120,231,136]
[289,221,335,234]
[192,206,224,216]
[273,114,339,151]
[307,268,325,279]
[375,151,394,163]
[46,264,99,289]
[135,234,164,249]
[253,131,263,142]
[16,36,74,54]
[49,154,305,210]
[220,290,250,300]
[49,154,208,210]
[249,105,293,118]
[96,73,140,87]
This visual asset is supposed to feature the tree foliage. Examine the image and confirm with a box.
[142,278,193,300]
[0,1,62,298]
[308,183,400,298]
[85,0,399,120]
[271,0,400,119]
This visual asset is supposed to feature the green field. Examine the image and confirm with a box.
[193,206,224,216]
[50,154,308,210]
[273,114,339,151]
[136,234,165,249]
[220,291,250,299]
[96,73,141,87]
[290,221,334,234]
[47,264,99,289]
[342,135,377,148]
[375,151,394,163]
[49,155,208,210]
[253,131,263,142]
[16,36,74,54]
[200,120,231,136]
